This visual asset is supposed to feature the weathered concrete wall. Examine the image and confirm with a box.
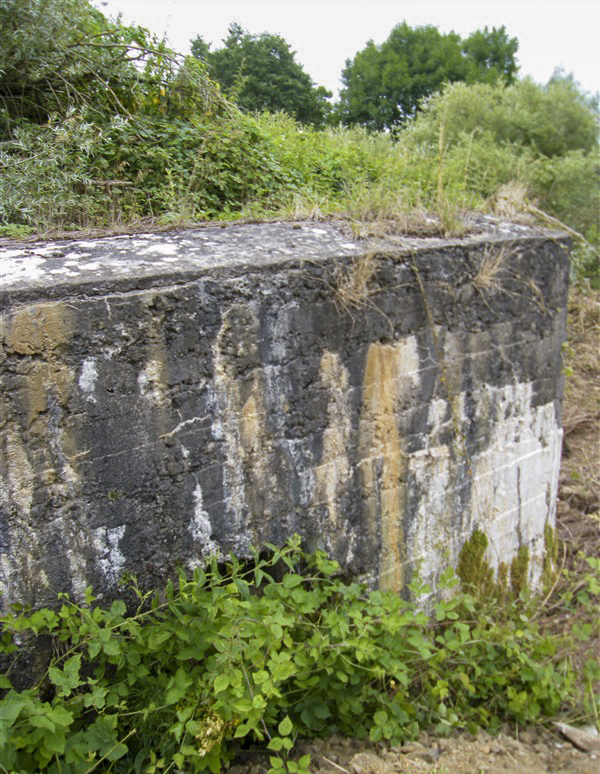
[0,219,569,607]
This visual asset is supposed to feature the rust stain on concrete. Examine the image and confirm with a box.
[359,339,419,591]
[314,351,352,550]
[5,303,75,429]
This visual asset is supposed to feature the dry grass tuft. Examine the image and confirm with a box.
[492,181,533,221]
[333,252,378,311]
[349,211,446,240]
[472,245,510,293]
[283,194,327,221]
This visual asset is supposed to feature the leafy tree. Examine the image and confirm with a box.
[337,22,519,131]
[462,25,519,85]
[191,23,332,127]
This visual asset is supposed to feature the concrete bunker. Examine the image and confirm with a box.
[0,218,569,608]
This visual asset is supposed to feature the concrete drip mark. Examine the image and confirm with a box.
[472,443,556,480]
[481,490,550,565]
[159,415,211,440]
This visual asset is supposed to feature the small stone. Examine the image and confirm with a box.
[349,752,394,774]
[414,749,439,764]
[519,729,536,745]
[401,741,426,755]
[437,738,456,752]
[554,722,600,753]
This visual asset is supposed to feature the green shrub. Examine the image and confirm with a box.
[408,76,598,158]
[0,110,299,230]
[2,536,593,774]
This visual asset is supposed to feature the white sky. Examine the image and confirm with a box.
[95,0,599,98]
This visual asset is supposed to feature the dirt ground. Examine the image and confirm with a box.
[229,288,600,774]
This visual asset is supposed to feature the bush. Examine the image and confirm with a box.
[408,76,598,158]
[0,110,299,230]
[2,537,595,774]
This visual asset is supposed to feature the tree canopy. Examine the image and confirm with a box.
[336,22,519,131]
[190,23,332,127]
[462,25,519,85]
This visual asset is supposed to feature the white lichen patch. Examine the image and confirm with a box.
[4,426,34,518]
[63,252,91,261]
[1,256,46,283]
[70,240,100,249]
[189,481,217,550]
[405,378,562,591]
[315,351,352,539]
[78,358,98,403]
[93,526,126,583]
[139,243,179,256]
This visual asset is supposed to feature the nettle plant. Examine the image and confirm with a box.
[0,535,594,774]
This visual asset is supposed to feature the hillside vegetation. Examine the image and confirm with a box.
[1,0,598,282]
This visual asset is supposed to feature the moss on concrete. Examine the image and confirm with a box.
[510,545,530,596]
[457,529,494,596]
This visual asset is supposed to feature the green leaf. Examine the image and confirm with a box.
[110,599,126,616]
[107,741,129,761]
[102,638,122,657]
[0,693,30,727]
[213,674,230,693]
[148,629,171,650]
[165,666,194,704]
[278,715,293,736]
[234,723,253,738]
[41,730,68,755]
[29,714,56,732]
[373,710,388,726]
[268,736,284,751]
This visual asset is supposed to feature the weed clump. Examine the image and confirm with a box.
[0,536,595,773]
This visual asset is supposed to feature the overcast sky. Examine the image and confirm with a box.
[95,0,599,98]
